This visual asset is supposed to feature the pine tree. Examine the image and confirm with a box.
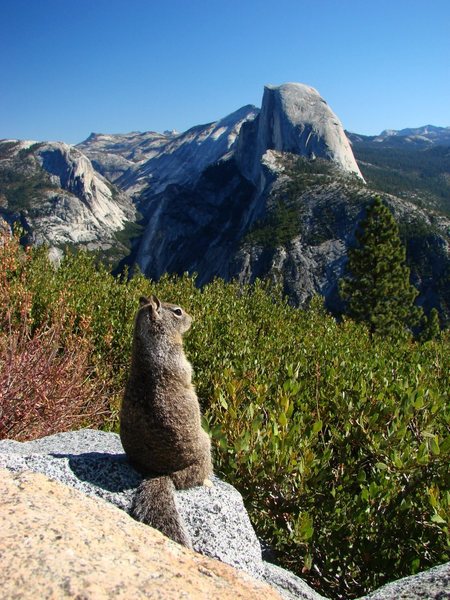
[420,308,441,342]
[339,197,422,336]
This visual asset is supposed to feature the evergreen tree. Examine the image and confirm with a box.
[420,308,441,342]
[339,197,422,336]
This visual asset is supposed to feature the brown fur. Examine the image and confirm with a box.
[120,295,212,547]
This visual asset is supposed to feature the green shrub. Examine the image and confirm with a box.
[189,288,449,598]
[1,230,448,599]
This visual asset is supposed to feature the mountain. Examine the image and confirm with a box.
[77,83,367,286]
[79,84,363,198]
[79,83,449,320]
[0,139,136,262]
[1,83,449,322]
[347,125,450,148]
[77,105,260,199]
[235,83,364,187]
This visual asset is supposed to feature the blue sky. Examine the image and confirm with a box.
[1,0,449,144]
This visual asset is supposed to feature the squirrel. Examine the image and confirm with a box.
[120,295,213,548]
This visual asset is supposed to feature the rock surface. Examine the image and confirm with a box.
[0,430,263,577]
[78,105,259,197]
[0,429,326,600]
[360,562,450,600]
[236,83,364,186]
[128,136,450,317]
[0,139,135,249]
[77,82,368,292]
[79,83,363,198]
[0,467,282,600]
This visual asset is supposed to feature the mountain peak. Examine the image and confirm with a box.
[265,81,322,97]
[237,82,364,184]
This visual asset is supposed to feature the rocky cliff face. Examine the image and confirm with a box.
[78,105,259,199]
[75,83,450,319]
[130,142,449,318]
[0,139,135,253]
[233,163,450,316]
[116,84,369,289]
[236,83,364,188]
[78,83,363,202]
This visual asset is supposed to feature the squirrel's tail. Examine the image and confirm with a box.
[131,476,192,548]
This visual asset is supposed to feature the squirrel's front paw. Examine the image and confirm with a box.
[203,478,213,488]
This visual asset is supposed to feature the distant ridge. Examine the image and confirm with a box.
[347,124,450,147]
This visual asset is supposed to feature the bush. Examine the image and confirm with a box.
[0,308,108,440]
[0,233,110,440]
[0,230,448,599]
[188,286,449,599]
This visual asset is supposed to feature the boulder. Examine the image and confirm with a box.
[0,429,325,600]
[0,468,281,600]
[358,562,450,600]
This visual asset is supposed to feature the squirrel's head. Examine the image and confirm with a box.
[135,295,193,341]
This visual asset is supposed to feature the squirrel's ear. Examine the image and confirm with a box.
[150,295,162,313]
[139,296,150,307]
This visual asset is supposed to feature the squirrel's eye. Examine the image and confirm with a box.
[173,308,183,317]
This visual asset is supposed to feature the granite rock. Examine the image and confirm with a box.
[0,429,264,579]
[0,139,135,249]
[0,467,282,600]
[358,561,450,600]
[236,83,364,186]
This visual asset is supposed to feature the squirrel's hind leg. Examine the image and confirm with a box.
[171,433,213,489]
[171,453,212,490]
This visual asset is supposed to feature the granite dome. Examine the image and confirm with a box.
[245,83,364,182]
